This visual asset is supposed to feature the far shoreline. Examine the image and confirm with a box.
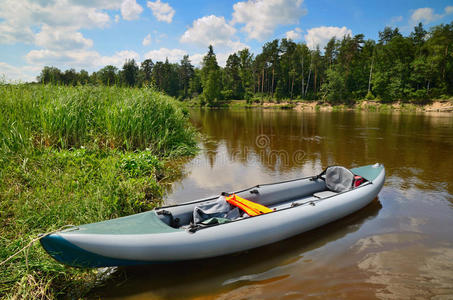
[187,99,453,113]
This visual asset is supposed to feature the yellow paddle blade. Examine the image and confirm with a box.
[226,194,273,216]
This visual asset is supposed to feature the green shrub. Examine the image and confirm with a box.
[365,91,375,100]
[0,84,197,298]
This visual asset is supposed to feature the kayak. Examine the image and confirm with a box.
[40,163,385,268]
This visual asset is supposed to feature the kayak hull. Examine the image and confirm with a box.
[41,164,385,267]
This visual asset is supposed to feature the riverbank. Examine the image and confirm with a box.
[0,85,197,298]
[188,99,453,113]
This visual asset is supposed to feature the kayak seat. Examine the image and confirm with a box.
[313,191,337,199]
[325,166,355,192]
[193,195,241,225]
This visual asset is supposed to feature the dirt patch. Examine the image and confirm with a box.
[424,101,453,112]
[294,102,334,111]
[231,99,453,113]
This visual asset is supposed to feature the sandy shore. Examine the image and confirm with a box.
[289,100,453,112]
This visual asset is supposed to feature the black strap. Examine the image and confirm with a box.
[187,223,200,233]
[156,209,178,227]
[310,166,329,181]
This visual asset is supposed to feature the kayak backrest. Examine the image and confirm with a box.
[325,166,355,193]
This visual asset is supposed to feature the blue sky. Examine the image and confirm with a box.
[0,0,452,82]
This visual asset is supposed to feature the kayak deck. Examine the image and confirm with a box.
[68,211,182,235]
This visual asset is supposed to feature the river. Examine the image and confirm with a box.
[94,109,453,299]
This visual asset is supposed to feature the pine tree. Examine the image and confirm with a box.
[179,55,194,99]
[201,45,222,105]
[122,59,139,87]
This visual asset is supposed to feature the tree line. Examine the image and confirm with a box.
[38,22,453,105]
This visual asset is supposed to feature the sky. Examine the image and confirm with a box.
[0,0,452,82]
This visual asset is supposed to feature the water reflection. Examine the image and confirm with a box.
[170,109,453,203]
[95,110,453,299]
[92,199,382,299]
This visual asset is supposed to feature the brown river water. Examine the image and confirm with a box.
[93,109,453,299]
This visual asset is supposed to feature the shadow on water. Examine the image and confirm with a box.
[90,198,382,299]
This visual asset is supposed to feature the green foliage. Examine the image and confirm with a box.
[97,65,119,86]
[0,85,197,298]
[365,90,375,100]
[179,55,194,99]
[0,85,197,156]
[37,66,62,84]
[321,67,348,103]
[0,148,178,298]
[203,70,222,106]
[118,151,164,178]
[189,68,203,98]
[223,53,242,99]
[122,59,139,87]
[140,59,154,85]
[35,21,453,104]
[201,46,222,106]
[221,89,234,100]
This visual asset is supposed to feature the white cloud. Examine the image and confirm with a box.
[121,0,143,21]
[25,49,139,70]
[99,50,140,66]
[0,62,40,82]
[35,25,93,51]
[0,0,119,45]
[0,23,34,44]
[390,16,403,24]
[214,52,232,67]
[0,0,151,81]
[232,0,306,40]
[410,6,453,25]
[285,27,302,40]
[155,32,168,43]
[190,51,243,67]
[147,0,175,23]
[66,0,122,10]
[0,0,146,45]
[142,48,234,67]
[143,34,152,46]
[410,8,442,25]
[144,48,187,63]
[180,15,238,49]
[179,15,249,61]
[188,53,204,66]
[227,41,250,52]
[304,26,352,50]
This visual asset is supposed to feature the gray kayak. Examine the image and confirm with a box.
[40,163,385,268]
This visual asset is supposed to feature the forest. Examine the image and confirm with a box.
[37,22,453,105]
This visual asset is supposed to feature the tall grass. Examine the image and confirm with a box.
[0,84,196,157]
[0,84,198,298]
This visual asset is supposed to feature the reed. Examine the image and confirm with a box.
[0,84,197,298]
[0,84,197,157]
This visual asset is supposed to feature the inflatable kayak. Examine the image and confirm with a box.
[40,164,385,268]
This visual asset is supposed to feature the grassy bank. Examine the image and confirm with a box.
[0,84,197,298]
